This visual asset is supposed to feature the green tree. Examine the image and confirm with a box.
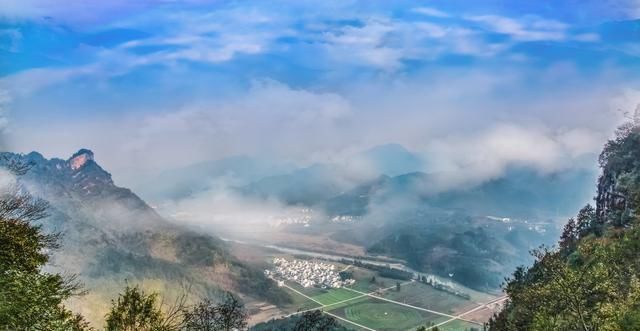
[292,310,341,331]
[105,285,165,331]
[490,123,640,330]
[0,159,89,330]
[183,294,247,331]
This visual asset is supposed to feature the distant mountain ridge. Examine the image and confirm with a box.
[324,166,596,219]
[19,149,158,219]
[136,143,426,203]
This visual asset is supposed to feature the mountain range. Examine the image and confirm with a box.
[324,166,596,219]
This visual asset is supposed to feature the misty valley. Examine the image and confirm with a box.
[0,143,596,330]
[2,1,640,331]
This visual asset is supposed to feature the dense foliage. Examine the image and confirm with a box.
[105,285,250,331]
[367,217,523,290]
[0,161,90,330]
[0,150,292,326]
[490,123,640,330]
[183,294,248,331]
[251,310,353,331]
[0,158,261,330]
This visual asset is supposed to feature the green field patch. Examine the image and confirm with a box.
[347,267,406,293]
[344,302,423,330]
[329,298,440,331]
[324,295,370,311]
[279,286,322,314]
[311,288,362,306]
[380,282,476,315]
[436,319,484,331]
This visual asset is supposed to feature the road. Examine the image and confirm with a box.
[428,295,508,330]
[277,279,496,330]
[277,280,413,330]
[234,238,505,330]
[341,287,482,326]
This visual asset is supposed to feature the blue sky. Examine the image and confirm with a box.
[1,0,639,185]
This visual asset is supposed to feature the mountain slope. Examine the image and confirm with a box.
[324,167,596,219]
[489,123,640,330]
[321,167,594,290]
[239,144,425,206]
[0,149,290,325]
[241,163,361,206]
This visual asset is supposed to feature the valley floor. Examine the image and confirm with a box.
[231,241,505,331]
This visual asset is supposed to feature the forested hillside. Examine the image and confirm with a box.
[490,122,640,330]
[0,150,290,326]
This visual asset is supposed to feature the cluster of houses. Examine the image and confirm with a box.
[330,215,357,223]
[269,208,313,227]
[265,258,355,289]
[486,215,549,234]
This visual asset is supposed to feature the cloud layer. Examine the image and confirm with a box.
[1,0,639,189]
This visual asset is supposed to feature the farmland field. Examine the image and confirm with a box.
[278,286,322,314]
[436,319,484,331]
[381,282,476,315]
[328,298,433,331]
[311,287,363,305]
[251,245,497,330]
[346,266,409,293]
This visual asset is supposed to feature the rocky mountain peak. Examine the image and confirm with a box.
[68,149,94,171]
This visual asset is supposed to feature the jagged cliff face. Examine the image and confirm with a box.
[69,149,94,171]
[595,124,640,227]
[595,168,627,223]
[1,149,161,229]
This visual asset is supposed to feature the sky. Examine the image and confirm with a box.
[1,0,639,186]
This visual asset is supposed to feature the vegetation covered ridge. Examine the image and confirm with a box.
[489,122,640,330]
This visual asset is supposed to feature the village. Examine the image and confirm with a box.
[265,258,355,289]
[268,208,313,227]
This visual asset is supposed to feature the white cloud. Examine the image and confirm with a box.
[412,7,450,18]
[117,7,284,65]
[467,15,568,42]
[2,2,635,190]
[10,64,630,189]
[322,19,404,70]
[8,81,354,182]
[321,18,510,70]
[424,124,605,190]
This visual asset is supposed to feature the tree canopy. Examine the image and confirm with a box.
[490,123,640,330]
[0,159,90,330]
